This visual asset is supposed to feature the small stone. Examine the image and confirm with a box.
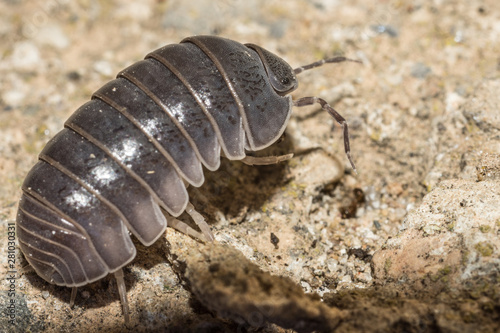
[270,232,279,249]
[10,41,41,71]
[36,24,69,49]
[341,274,352,283]
[116,1,152,21]
[2,89,26,107]
[300,280,313,293]
[294,150,343,189]
[371,24,399,37]
[410,62,431,78]
[445,91,466,113]
[93,60,113,77]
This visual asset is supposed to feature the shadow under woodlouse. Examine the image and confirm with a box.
[187,132,295,223]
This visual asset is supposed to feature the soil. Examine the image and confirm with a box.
[0,1,499,332]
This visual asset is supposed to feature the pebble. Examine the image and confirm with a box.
[10,41,41,71]
[294,149,343,188]
[300,280,313,293]
[36,24,69,49]
[371,24,399,37]
[445,91,466,113]
[93,60,114,77]
[116,1,152,21]
[2,89,26,107]
[341,275,352,283]
[410,62,432,78]
[327,258,339,272]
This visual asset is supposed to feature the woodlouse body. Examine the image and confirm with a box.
[17,35,357,322]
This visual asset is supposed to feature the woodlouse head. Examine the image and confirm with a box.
[245,43,298,96]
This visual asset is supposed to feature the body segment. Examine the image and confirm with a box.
[16,35,357,323]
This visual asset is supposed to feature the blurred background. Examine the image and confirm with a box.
[1,0,499,332]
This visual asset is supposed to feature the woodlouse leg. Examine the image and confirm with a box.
[114,269,130,325]
[166,214,207,241]
[185,202,215,242]
[241,153,293,166]
[293,97,357,173]
[70,287,77,307]
[20,264,35,274]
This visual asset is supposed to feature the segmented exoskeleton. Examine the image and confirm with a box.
[17,35,359,323]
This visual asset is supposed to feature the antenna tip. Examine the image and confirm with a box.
[347,153,357,175]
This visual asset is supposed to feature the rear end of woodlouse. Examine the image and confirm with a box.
[16,35,359,324]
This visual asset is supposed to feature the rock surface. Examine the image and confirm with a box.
[0,0,499,332]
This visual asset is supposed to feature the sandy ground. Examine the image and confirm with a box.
[0,0,499,332]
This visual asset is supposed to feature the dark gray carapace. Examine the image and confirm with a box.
[16,35,359,324]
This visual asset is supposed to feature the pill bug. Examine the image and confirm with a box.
[16,35,359,323]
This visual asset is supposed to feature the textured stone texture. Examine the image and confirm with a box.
[1,0,499,332]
